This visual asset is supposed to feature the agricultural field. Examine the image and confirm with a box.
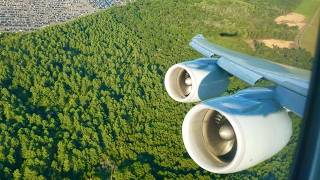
[0,0,315,179]
[295,0,320,55]
[295,0,320,18]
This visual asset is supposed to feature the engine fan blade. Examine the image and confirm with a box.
[177,70,192,96]
[202,110,237,163]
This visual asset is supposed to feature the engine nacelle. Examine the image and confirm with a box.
[164,58,229,102]
[182,88,292,173]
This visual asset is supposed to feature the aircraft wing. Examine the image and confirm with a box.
[189,34,311,116]
[189,34,311,97]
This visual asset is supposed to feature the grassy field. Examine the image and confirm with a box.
[295,0,320,55]
[300,11,319,55]
[295,0,320,19]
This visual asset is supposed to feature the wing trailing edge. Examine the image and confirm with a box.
[189,34,311,116]
[189,34,311,97]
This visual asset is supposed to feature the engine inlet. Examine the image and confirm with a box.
[177,69,192,97]
[202,110,237,165]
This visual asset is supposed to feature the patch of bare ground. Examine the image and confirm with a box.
[245,12,307,50]
[245,39,295,50]
[275,12,306,29]
[259,39,296,49]
[245,39,256,50]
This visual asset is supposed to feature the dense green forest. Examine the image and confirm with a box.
[0,0,314,179]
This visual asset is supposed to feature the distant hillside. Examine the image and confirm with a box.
[0,0,314,179]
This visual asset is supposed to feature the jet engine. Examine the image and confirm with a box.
[182,88,292,173]
[164,58,229,102]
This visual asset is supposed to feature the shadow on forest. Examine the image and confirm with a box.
[118,152,201,178]
[100,83,124,101]
[63,44,81,56]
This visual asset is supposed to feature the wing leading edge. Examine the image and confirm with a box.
[189,34,311,116]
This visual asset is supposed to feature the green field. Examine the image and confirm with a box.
[0,0,314,179]
[295,0,320,55]
[300,12,319,55]
[295,0,320,19]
